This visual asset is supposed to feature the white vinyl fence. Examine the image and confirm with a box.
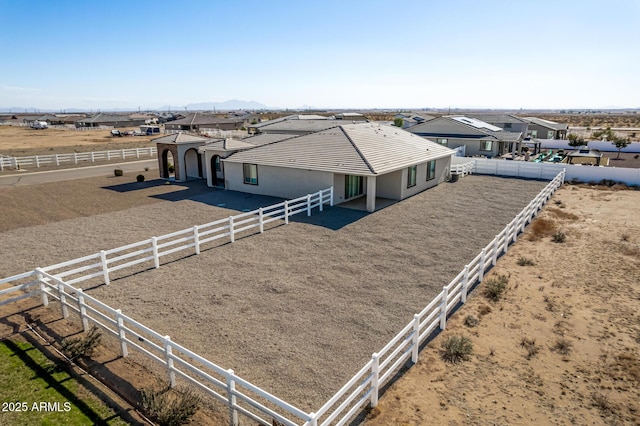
[452,156,640,186]
[0,147,157,171]
[0,169,568,425]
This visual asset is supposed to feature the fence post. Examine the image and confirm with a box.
[492,237,499,266]
[151,237,160,268]
[73,152,78,164]
[478,249,486,283]
[370,353,380,407]
[512,215,520,243]
[35,268,48,306]
[193,225,200,255]
[330,186,334,206]
[319,190,324,212]
[258,208,264,233]
[284,200,289,224]
[106,150,111,161]
[57,281,69,318]
[121,149,125,159]
[226,369,239,426]
[503,224,511,254]
[136,148,140,159]
[461,264,470,303]
[35,155,40,168]
[55,154,60,166]
[307,194,312,216]
[116,309,128,357]
[439,286,448,330]
[90,151,95,163]
[77,289,89,331]
[164,336,176,387]
[229,216,235,243]
[100,250,110,285]
[412,314,420,363]
[307,412,318,426]
[0,157,3,171]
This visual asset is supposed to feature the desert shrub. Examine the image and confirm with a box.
[520,336,540,359]
[61,326,101,360]
[440,335,473,364]
[529,218,556,241]
[168,164,175,173]
[552,231,566,243]
[141,383,201,426]
[621,233,629,242]
[548,208,579,220]
[464,315,479,327]
[114,168,123,177]
[552,338,573,355]
[136,174,145,183]
[478,304,492,316]
[517,256,535,266]
[635,154,639,159]
[482,275,508,302]
[144,166,150,171]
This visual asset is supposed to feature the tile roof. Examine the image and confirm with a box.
[152,133,210,144]
[224,123,454,176]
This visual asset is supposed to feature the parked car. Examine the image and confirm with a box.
[111,130,122,137]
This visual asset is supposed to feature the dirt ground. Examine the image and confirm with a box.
[0,174,547,416]
[366,184,640,426]
[0,125,157,157]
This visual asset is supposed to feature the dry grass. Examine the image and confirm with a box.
[547,207,579,220]
[528,218,556,241]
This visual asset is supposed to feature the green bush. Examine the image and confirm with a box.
[482,274,509,302]
[440,335,473,364]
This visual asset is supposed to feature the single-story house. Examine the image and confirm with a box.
[219,123,455,212]
[465,114,530,135]
[393,113,436,129]
[154,133,210,181]
[406,115,524,158]
[248,117,344,135]
[522,117,568,140]
[164,112,247,133]
[75,113,146,128]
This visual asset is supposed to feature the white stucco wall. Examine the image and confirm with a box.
[376,170,403,199]
[399,156,452,200]
[224,163,334,199]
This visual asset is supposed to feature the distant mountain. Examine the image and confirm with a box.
[182,99,269,111]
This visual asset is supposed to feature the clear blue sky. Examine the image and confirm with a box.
[1,0,639,111]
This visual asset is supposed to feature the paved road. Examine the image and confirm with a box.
[0,159,158,187]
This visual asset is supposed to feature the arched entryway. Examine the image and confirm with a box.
[211,155,224,187]
[161,149,176,179]
[184,148,202,179]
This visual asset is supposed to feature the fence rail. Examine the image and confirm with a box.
[0,168,567,425]
[0,147,157,171]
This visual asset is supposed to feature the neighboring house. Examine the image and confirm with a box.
[154,133,210,181]
[164,112,247,133]
[334,112,368,121]
[465,114,529,135]
[522,117,568,140]
[248,117,344,135]
[406,116,524,158]
[222,123,454,212]
[75,113,146,128]
[394,113,436,129]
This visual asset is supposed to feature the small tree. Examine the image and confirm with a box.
[612,137,630,159]
[567,133,586,148]
[393,117,404,127]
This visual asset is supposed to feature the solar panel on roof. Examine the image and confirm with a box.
[451,116,502,132]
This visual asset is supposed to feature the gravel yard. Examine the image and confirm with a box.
[0,175,547,412]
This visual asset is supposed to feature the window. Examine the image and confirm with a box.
[426,160,436,181]
[479,141,493,151]
[504,123,512,129]
[344,175,363,199]
[437,138,448,146]
[530,130,538,138]
[214,155,221,171]
[243,163,258,185]
[547,130,554,139]
[407,165,417,188]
